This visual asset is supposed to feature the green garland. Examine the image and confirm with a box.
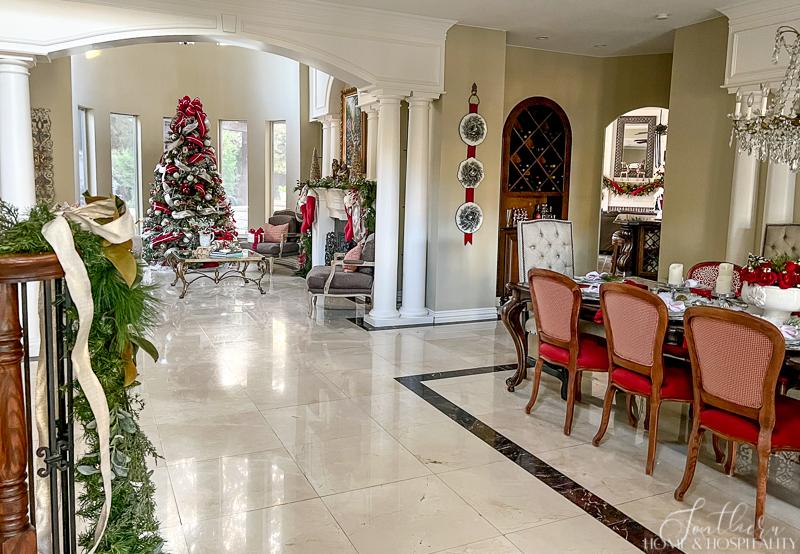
[0,202,163,552]
[295,231,312,278]
[601,174,664,196]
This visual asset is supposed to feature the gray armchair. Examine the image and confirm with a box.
[305,234,375,316]
[253,210,302,268]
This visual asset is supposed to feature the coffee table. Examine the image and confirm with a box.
[165,250,271,299]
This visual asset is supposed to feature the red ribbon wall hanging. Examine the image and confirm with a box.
[456,83,487,245]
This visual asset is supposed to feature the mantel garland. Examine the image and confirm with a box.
[0,198,163,553]
[601,173,664,197]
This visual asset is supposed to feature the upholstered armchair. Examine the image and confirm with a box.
[305,234,375,316]
[253,210,302,267]
[763,224,800,258]
[517,219,575,278]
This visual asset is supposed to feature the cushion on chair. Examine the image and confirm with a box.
[610,364,692,401]
[306,265,372,293]
[699,395,800,449]
[268,211,299,235]
[264,222,289,243]
[343,242,363,273]
[256,241,299,256]
[538,334,609,370]
[359,234,375,275]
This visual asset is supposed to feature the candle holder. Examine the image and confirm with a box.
[667,284,688,300]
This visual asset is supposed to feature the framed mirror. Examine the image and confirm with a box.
[613,115,656,179]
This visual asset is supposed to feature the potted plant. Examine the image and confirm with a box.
[740,254,800,325]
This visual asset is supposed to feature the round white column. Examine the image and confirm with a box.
[400,96,434,319]
[725,147,760,263]
[329,116,342,165]
[763,162,796,225]
[320,117,333,177]
[368,94,404,323]
[365,106,379,180]
[0,56,36,209]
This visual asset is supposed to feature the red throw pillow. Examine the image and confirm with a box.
[343,243,364,273]
[264,222,289,243]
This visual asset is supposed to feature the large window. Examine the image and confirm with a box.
[219,120,249,234]
[269,121,287,212]
[110,113,141,223]
[76,107,96,202]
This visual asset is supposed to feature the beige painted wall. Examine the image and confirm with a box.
[504,47,672,276]
[29,57,75,203]
[299,63,322,186]
[427,25,508,313]
[69,43,300,228]
[659,17,736,277]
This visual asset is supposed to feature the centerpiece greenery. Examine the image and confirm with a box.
[0,199,163,553]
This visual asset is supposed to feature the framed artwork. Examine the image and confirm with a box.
[341,87,367,174]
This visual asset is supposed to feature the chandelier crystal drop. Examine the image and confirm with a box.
[730,26,800,172]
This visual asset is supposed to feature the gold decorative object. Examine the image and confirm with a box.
[193,246,212,258]
[310,146,321,181]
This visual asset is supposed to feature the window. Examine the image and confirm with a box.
[76,107,96,202]
[269,121,287,212]
[110,113,141,223]
[219,120,249,234]
[162,117,172,142]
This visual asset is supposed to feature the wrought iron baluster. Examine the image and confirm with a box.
[19,282,36,530]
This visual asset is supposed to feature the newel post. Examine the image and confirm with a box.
[0,281,36,552]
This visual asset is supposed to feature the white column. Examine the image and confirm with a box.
[0,56,36,208]
[329,115,342,166]
[365,105,379,180]
[400,95,435,321]
[763,162,796,225]
[725,148,760,263]
[0,56,39,358]
[320,116,333,177]
[366,93,405,325]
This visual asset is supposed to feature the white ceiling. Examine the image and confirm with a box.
[321,0,746,56]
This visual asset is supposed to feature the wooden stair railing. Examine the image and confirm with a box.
[0,253,66,554]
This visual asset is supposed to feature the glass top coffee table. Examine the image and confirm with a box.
[165,249,271,299]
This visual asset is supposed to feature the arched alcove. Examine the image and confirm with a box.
[496,96,572,297]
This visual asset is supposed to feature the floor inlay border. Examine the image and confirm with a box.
[395,366,683,554]
[346,316,499,332]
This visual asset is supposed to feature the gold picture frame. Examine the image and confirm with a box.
[341,87,367,175]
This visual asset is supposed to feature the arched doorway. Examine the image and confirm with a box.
[597,107,668,277]
[496,96,572,297]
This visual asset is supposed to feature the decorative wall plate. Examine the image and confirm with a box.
[455,202,484,234]
[459,112,487,146]
[457,157,485,188]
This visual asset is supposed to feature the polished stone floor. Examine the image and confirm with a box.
[138,267,800,553]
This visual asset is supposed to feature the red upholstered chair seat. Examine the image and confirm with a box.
[663,342,689,359]
[539,334,609,370]
[700,395,800,449]
[610,364,693,401]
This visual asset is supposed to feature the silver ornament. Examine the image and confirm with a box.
[187,175,194,182]
[182,147,189,154]
[154,209,162,216]
[204,139,211,147]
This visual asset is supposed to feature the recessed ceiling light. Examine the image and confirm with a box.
[536,36,550,40]
[84,49,102,60]
[656,13,670,20]
[593,44,607,48]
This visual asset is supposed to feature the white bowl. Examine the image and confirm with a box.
[741,283,800,326]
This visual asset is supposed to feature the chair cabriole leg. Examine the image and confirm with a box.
[524,358,544,414]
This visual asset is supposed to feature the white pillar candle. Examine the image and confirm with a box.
[734,89,742,118]
[715,275,733,295]
[668,263,684,286]
[718,262,733,278]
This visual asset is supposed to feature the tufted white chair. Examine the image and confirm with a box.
[763,224,800,259]
[517,220,575,279]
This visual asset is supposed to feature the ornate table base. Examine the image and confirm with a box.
[167,253,271,299]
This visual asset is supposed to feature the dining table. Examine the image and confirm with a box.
[500,279,800,397]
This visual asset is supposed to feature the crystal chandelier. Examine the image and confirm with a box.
[730,26,800,171]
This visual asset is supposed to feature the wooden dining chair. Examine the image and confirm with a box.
[592,282,693,475]
[675,307,799,541]
[526,268,609,435]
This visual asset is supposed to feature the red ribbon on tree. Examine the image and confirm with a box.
[185,136,205,148]
[187,152,205,165]
[152,231,183,246]
[152,201,171,214]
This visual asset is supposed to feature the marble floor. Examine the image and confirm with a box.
[138,266,800,553]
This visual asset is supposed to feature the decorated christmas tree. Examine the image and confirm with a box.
[142,96,237,262]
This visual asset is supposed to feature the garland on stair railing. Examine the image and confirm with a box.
[0,199,163,553]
